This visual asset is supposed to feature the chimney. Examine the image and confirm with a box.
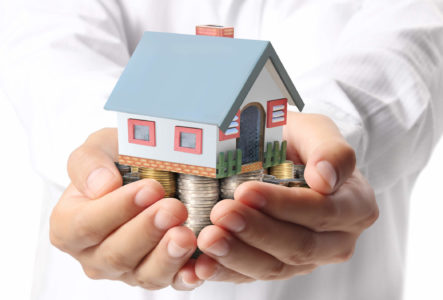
[196,25,234,38]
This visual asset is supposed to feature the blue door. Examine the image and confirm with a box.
[237,104,264,164]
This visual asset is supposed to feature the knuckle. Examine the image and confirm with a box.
[235,277,255,284]
[367,191,379,224]
[135,277,168,290]
[286,232,317,265]
[336,246,355,263]
[68,145,90,170]
[49,229,69,252]
[49,206,71,252]
[103,250,133,273]
[82,266,104,280]
[73,213,102,245]
[259,261,287,280]
[141,282,168,290]
[122,277,138,287]
[316,198,338,231]
[364,205,379,228]
[341,143,356,166]
[298,264,317,275]
[360,189,379,229]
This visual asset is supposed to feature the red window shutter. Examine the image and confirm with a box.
[219,110,241,141]
[266,98,288,128]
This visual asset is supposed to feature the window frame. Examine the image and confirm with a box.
[266,98,288,128]
[174,126,203,154]
[128,119,156,146]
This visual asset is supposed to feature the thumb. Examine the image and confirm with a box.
[67,128,122,199]
[283,112,356,194]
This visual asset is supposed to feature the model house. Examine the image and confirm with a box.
[105,30,304,178]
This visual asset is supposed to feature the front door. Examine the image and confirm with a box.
[237,103,265,164]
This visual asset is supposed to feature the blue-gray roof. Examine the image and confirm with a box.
[105,31,304,131]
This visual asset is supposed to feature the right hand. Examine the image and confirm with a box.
[50,128,202,290]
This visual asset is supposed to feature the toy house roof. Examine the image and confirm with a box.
[105,31,304,131]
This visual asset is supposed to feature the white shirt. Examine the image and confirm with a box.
[1,0,442,299]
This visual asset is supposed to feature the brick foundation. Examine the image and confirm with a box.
[119,155,217,178]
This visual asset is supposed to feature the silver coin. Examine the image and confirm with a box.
[178,190,219,195]
[178,173,219,236]
[220,169,264,199]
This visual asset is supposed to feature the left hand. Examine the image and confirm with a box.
[194,112,379,283]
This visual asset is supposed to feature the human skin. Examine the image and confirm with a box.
[49,112,378,289]
[194,112,378,282]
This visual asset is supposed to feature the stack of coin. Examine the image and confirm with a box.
[289,164,309,188]
[293,165,306,180]
[270,160,294,186]
[177,174,219,236]
[220,169,264,199]
[138,167,176,197]
[115,162,131,176]
[122,172,140,185]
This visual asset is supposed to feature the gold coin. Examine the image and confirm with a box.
[270,161,294,180]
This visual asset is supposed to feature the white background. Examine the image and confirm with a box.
[0,93,442,299]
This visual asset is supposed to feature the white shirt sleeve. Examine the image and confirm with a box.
[0,0,132,187]
[293,0,443,192]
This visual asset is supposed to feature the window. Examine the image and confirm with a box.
[219,110,240,141]
[174,126,203,154]
[266,98,288,128]
[128,119,156,146]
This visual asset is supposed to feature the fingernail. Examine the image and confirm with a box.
[134,186,157,207]
[87,168,114,196]
[180,275,203,289]
[216,212,246,233]
[243,189,266,208]
[167,240,189,258]
[154,209,179,230]
[316,160,337,189]
[205,239,230,257]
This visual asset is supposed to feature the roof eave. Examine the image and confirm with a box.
[219,42,304,132]
[265,43,304,112]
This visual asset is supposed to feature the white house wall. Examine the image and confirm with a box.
[118,112,217,168]
[264,59,296,106]
[217,59,284,156]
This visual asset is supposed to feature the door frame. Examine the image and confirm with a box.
[236,102,265,164]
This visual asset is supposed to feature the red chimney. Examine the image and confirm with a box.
[196,25,234,38]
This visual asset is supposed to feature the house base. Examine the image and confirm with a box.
[241,161,263,173]
[119,155,217,178]
[119,155,264,178]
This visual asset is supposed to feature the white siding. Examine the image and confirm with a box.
[118,112,217,168]
[217,59,284,156]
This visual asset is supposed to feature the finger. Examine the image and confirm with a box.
[80,198,188,277]
[198,225,308,281]
[132,226,197,290]
[50,179,165,252]
[67,128,122,199]
[119,260,202,290]
[283,112,356,193]
[211,200,356,265]
[234,177,377,232]
[195,254,254,283]
[172,260,204,290]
